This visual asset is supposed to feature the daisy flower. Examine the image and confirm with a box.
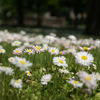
[20,30,26,35]
[48,47,59,55]
[23,42,31,47]
[0,66,7,72]
[91,72,100,81]
[78,71,97,89]
[67,48,76,54]
[10,79,22,88]
[53,56,68,69]
[42,44,48,50]
[31,45,44,53]
[45,35,55,43]
[12,41,21,46]
[5,67,14,75]
[41,74,52,85]
[24,49,34,55]
[93,64,97,70]
[50,33,56,37]
[8,57,15,63]
[0,49,6,54]
[26,71,32,76]
[59,51,66,55]
[79,46,91,51]
[59,68,69,74]
[0,66,14,75]
[13,48,23,55]
[68,35,77,40]
[14,57,33,71]
[75,52,94,66]
[82,88,92,95]
[68,79,83,88]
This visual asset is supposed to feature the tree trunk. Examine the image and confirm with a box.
[86,0,100,35]
[16,0,24,26]
[36,2,43,27]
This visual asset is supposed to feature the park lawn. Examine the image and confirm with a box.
[0,30,100,100]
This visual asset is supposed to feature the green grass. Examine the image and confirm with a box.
[0,31,100,100]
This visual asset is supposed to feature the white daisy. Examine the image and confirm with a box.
[78,71,97,89]
[50,33,56,37]
[12,41,21,46]
[91,72,100,81]
[48,47,59,55]
[93,64,97,70]
[42,44,48,50]
[24,49,34,55]
[26,71,32,76]
[68,79,83,88]
[82,88,92,95]
[68,35,77,40]
[53,56,68,69]
[59,68,69,74]
[5,67,14,75]
[8,57,15,63]
[23,42,31,47]
[31,45,44,53]
[20,30,26,35]
[0,49,6,53]
[13,48,22,55]
[79,46,91,51]
[10,79,22,88]
[45,35,55,43]
[75,52,94,66]
[41,74,52,85]
[67,48,76,54]
[0,66,14,75]
[14,57,33,71]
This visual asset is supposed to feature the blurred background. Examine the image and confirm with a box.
[0,0,100,36]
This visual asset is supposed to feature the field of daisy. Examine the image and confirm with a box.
[0,30,100,100]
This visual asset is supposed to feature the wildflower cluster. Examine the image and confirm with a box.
[0,30,100,100]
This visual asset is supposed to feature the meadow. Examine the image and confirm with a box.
[0,30,100,100]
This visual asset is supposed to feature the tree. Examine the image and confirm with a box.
[86,0,100,35]
[0,0,24,26]
[16,0,24,26]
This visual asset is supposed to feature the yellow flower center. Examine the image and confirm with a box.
[59,60,63,64]
[52,50,55,52]
[64,44,67,46]
[74,80,78,84]
[59,52,62,54]
[0,50,3,52]
[28,72,31,76]
[94,67,97,70]
[48,37,51,39]
[85,76,91,82]
[62,69,65,72]
[15,80,19,83]
[36,46,40,50]
[15,42,18,44]
[15,50,19,53]
[83,47,88,51]
[70,49,73,52]
[27,50,32,52]
[20,60,26,64]
[10,58,13,61]
[95,74,99,77]
[81,55,87,60]
[3,66,6,69]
